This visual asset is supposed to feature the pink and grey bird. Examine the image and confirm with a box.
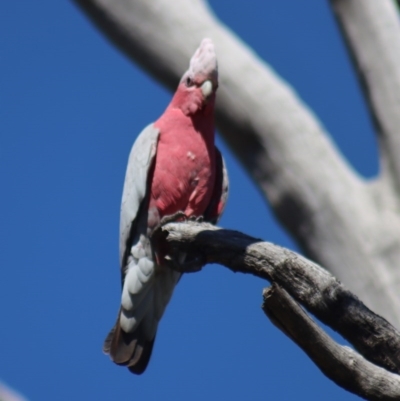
[103,38,228,374]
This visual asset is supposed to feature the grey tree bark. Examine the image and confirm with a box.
[71,0,400,328]
[158,220,400,400]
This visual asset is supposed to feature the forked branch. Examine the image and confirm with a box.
[157,221,400,399]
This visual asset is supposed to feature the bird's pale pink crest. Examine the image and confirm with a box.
[185,38,218,84]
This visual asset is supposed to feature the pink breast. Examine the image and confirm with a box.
[150,114,215,219]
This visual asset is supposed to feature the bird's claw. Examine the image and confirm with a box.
[160,211,187,226]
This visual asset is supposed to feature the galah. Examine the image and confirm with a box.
[103,38,228,374]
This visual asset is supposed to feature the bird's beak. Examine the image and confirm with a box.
[201,80,213,98]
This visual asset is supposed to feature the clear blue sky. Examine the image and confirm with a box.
[1,1,378,400]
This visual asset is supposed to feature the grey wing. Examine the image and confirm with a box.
[216,148,229,222]
[119,123,160,267]
[104,123,181,374]
[204,146,229,224]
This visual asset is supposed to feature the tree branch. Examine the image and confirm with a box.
[263,284,400,400]
[157,221,400,375]
[330,0,400,192]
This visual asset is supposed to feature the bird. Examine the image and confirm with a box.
[103,38,228,374]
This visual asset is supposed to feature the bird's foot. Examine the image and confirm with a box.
[151,211,187,238]
[151,211,206,273]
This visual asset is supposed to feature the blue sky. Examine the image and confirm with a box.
[1,1,377,400]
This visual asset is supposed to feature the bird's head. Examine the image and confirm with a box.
[172,38,218,116]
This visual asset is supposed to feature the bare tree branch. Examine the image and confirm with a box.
[330,0,400,191]
[263,285,400,400]
[157,221,400,375]
[72,0,400,326]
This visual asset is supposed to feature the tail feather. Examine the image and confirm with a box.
[127,336,155,375]
[103,313,156,375]
[104,259,180,374]
[103,325,115,355]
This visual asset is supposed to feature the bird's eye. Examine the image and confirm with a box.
[185,76,193,87]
